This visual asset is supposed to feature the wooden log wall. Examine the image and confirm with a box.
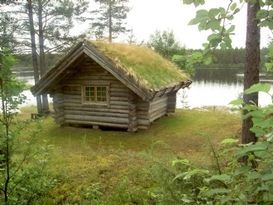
[136,99,150,130]
[128,92,137,132]
[51,90,64,125]
[167,92,177,114]
[148,95,168,122]
[53,58,132,129]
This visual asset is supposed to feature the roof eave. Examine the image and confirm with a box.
[148,80,192,101]
[31,41,86,96]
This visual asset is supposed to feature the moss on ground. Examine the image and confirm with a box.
[19,108,240,204]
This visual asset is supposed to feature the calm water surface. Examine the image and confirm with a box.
[177,68,273,108]
[19,68,273,108]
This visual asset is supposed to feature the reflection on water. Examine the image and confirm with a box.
[17,68,273,108]
[194,68,243,84]
[177,68,273,108]
[177,81,243,108]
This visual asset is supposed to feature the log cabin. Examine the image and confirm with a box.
[31,40,192,131]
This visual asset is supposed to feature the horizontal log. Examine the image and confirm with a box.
[109,104,129,110]
[65,119,128,128]
[137,119,150,126]
[64,110,128,118]
[64,106,129,114]
[64,114,129,124]
[109,92,130,98]
[150,97,168,107]
[137,125,149,130]
[110,87,129,92]
[110,96,128,101]
[150,103,167,113]
[150,108,167,122]
[73,76,116,81]
[150,105,167,116]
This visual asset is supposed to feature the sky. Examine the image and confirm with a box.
[126,0,272,49]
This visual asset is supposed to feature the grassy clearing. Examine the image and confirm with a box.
[19,107,240,204]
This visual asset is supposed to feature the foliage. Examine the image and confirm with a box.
[26,0,89,63]
[90,0,130,42]
[0,52,55,204]
[172,51,211,75]
[183,0,273,51]
[183,0,272,144]
[0,10,20,52]
[148,30,184,59]
[147,30,211,76]
[6,140,56,204]
[265,42,273,72]
[152,83,273,204]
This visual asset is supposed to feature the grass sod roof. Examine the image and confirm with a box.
[90,41,190,91]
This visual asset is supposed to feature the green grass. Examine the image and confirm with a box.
[91,41,189,90]
[18,108,241,204]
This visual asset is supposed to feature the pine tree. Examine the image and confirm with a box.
[24,0,89,114]
[91,0,130,42]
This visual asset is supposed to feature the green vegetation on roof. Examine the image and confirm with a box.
[90,41,189,90]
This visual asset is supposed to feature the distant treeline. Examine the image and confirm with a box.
[12,53,62,71]
[12,47,268,71]
[192,47,268,70]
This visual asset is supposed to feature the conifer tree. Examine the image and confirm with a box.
[91,0,130,42]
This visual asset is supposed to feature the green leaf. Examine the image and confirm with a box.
[172,159,190,167]
[262,172,273,181]
[182,0,205,6]
[247,171,261,180]
[229,99,243,106]
[230,2,237,11]
[196,9,209,18]
[244,83,271,94]
[208,8,220,17]
[189,18,201,25]
[236,143,268,158]
[269,10,273,18]
[207,174,231,183]
[205,188,229,197]
[207,33,220,41]
[233,8,240,15]
[221,138,239,145]
[173,168,209,181]
[257,9,269,19]
[250,127,266,137]
[207,19,221,31]
[226,25,235,33]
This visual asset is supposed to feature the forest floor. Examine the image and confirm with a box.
[19,107,241,204]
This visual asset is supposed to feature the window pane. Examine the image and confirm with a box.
[85,86,95,102]
[84,86,107,103]
[97,87,107,102]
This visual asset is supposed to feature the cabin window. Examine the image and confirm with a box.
[82,85,109,104]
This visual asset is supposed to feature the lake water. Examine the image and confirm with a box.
[177,68,273,108]
[19,68,273,108]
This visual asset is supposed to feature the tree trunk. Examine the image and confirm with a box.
[108,0,112,43]
[38,0,49,114]
[242,1,260,144]
[26,0,43,115]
